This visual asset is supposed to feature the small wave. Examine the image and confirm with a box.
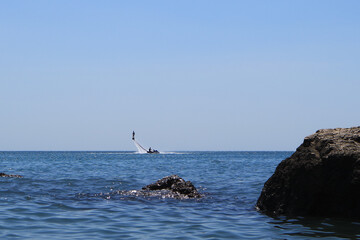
[88,152,137,155]
[159,152,187,154]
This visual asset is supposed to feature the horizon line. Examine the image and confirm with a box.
[0,150,294,152]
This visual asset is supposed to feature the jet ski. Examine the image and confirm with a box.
[147,147,159,154]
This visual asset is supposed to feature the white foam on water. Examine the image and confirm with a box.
[133,140,148,154]
[159,152,186,154]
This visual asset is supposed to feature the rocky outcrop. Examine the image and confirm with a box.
[142,175,201,199]
[0,172,23,178]
[256,127,360,218]
[78,175,201,200]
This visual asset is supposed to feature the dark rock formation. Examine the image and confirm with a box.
[0,172,23,178]
[142,175,201,199]
[256,127,360,218]
[78,175,201,200]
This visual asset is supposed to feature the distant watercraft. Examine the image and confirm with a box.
[132,131,159,154]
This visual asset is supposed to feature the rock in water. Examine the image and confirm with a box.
[142,175,201,199]
[77,175,201,200]
[0,172,23,178]
[256,127,360,218]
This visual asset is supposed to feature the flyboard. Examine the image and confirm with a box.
[132,131,159,154]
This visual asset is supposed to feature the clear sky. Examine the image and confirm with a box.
[1,1,359,151]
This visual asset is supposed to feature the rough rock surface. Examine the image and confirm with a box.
[0,172,23,178]
[78,175,201,200]
[256,127,360,218]
[142,175,201,199]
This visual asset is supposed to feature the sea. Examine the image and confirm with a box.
[1,151,360,239]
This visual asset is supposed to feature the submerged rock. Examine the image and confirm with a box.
[256,127,360,218]
[78,175,201,200]
[142,175,201,199]
[0,172,23,178]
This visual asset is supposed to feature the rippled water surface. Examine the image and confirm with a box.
[1,151,360,239]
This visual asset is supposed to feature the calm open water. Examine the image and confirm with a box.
[1,151,360,239]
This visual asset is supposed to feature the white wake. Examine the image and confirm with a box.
[133,140,148,154]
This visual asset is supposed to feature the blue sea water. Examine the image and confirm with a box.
[1,151,360,239]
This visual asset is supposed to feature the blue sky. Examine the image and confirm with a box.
[1,1,359,151]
